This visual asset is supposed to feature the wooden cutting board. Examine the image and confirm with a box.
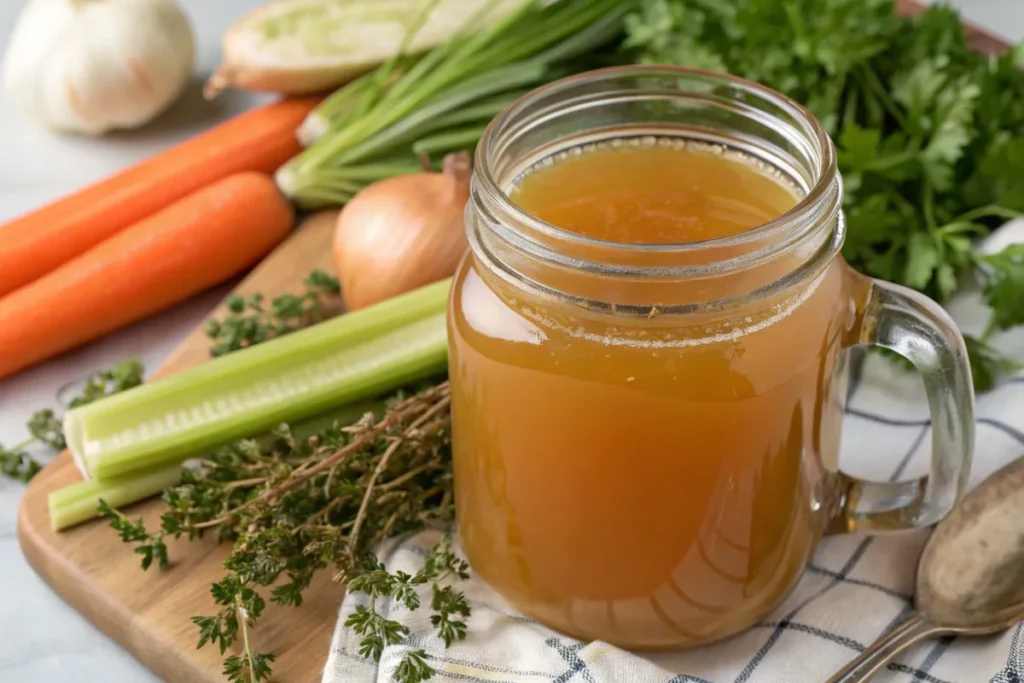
[18,211,347,683]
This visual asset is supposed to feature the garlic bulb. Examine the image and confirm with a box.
[4,0,196,136]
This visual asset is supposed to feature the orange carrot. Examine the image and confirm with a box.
[0,97,317,299]
[0,173,293,380]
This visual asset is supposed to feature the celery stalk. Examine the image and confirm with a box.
[49,399,387,531]
[49,463,182,531]
[65,279,451,481]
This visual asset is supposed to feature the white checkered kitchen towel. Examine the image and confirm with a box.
[324,222,1024,683]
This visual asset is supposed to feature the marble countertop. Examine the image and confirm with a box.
[0,1,1021,681]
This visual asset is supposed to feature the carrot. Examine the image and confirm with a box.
[0,97,317,299]
[0,173,293,380]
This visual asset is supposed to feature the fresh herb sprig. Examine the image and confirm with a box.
[345,536,470,683]
[625,0,1024,388]
[1,359,144,482]
[0,445,43,483]
[65,359,147,408]
[103,382,466,683]
[205,269,341,357]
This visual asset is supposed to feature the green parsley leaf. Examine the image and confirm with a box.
[966,138,1024,212]
[624,0,729,72]
[0,448,42,483]
[965,334,1021,392]
[838,123,882,173]
[920,77,979,191]
[27,409,66,451]
[978,244,1024,332]
[904,232,941,291]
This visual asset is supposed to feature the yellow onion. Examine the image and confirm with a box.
[333,153,471,311]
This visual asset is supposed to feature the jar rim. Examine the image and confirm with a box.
[473,64,839,258]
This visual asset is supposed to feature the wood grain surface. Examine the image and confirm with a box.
[18,211,344,683]
[13,5,1012,683]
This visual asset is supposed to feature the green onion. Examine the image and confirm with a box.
[278,0,631,209]
[65,279,451,481]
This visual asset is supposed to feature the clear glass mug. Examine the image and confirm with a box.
[446,66,975,648]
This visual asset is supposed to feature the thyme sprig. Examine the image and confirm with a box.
[103,382,467,683]
[205,269,341,357]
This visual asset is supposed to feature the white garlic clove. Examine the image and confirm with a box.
[4,0,196,136]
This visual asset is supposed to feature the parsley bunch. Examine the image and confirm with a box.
[205,270,341,357]
[626,0,1024,388]
[1,359,144,482]
[103,382,466,683]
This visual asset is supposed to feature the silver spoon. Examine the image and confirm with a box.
[828,455,1024,683]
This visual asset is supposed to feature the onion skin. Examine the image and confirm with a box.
[333,153,471,311]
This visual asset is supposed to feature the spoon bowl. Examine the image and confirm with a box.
[916,455,1024,631]
[828,456,1024,682]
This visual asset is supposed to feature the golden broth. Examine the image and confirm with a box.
[448,140,858,647]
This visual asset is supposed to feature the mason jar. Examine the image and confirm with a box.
[447,66,974,648]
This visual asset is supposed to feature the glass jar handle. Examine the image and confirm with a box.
[832,279,975,533]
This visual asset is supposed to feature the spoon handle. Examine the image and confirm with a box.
[827,613,946,683]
